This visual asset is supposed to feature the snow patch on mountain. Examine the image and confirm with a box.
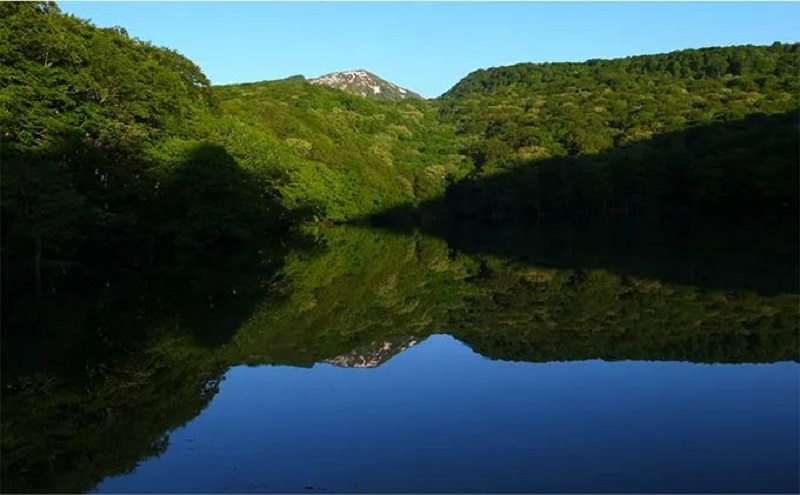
[309,69,422,101]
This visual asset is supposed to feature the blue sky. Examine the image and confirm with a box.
[60,2,800,98]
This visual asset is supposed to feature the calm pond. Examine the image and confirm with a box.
[2,223,798,493]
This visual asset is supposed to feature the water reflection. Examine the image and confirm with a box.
[2,225,798,493]
[94,336,799,494]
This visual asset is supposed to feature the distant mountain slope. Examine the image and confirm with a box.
[310,69,422,101]
[442,43,800,99]
[427,43,800,222]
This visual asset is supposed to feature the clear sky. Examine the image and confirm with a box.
[60,2,800,98]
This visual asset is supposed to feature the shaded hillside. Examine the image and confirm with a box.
[367,110,799,235]
[0,3,295,306]
[1,2,466,306]
[363,119,799,297]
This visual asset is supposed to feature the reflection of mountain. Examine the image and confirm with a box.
[221,228,469,368]
[2,225,798,493]
[325,336,421,368]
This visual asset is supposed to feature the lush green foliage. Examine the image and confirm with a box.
[3,4,798,303]
[376,111,799,223]
[1,3,466,305]
[0,2,289,305]
[432,43,799,221]
[443,44,799,150]
[210,78,466,221]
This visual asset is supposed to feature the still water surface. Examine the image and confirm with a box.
[94,335,798,494]
[2,224,799,493]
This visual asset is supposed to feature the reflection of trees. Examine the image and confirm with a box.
[451,257,799,364]
[221,227,472,366]
[1,227,466,493]
[2,202,295,493]
[2,225,797,493]
[1,349,226,494]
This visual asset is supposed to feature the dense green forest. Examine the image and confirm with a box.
[426,43,800,222]
[0,2,465,306]
[1,2,279,303]
[372,110,799,224]
[3,3,799,305]
[212,78,466,220]
[442,42,799,155]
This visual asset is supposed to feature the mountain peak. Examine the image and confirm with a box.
[309,69,422,101]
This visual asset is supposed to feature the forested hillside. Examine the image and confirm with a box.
[431,43,799,221]
[212,78,466,220]
[0,2,464,305]
[2,2,798,306]
[1,2,281,303]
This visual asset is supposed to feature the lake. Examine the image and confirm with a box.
[2,223,798,493]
